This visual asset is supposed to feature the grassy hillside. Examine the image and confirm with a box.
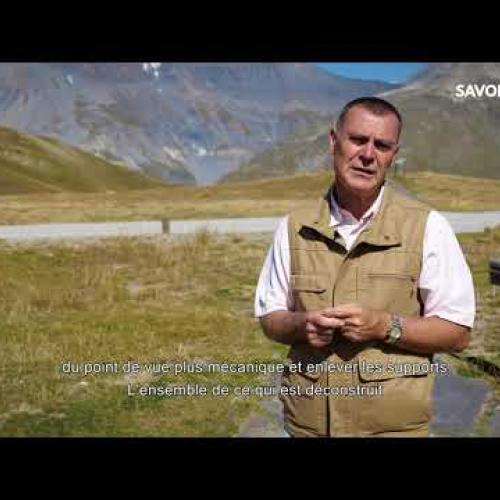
[225,64,500,183]
[224,103,500,183]
[0,126,168,194]
[389,94,500,179]
[395,171,500,211]
[0,170,334,224]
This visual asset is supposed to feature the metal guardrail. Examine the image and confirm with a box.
[0,212,499,241]
[490,257,500,286]
[0,217,283,241]
[0,221,164,241]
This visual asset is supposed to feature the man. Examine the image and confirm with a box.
[255,97,475,437]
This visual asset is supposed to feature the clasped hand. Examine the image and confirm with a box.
[304,304,389,348]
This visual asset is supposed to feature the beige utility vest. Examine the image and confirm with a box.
[281,184,434,437]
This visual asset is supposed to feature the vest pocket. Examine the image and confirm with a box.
[366,272,414,279]
[361,272,417,314]
[280,358,328,436]
[291,274,331,311]
[353,348,433,434]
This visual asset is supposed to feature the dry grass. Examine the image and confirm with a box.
[0,171,333,225]
[0,170,499,226]
[1,175,499,436]
[455,226,500,364]
[396,171,500,211]
[0,232,285,436]
[1,226,499,436]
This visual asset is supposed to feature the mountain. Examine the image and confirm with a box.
[221,119,332,183]
[225,63,500,182]
[379,63,500,178]
[0,126,167,194]
[0,63,396,184]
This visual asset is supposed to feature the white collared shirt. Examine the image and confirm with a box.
[329,184,384,250]
[254,186,476,328]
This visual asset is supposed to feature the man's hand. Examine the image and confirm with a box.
[304,310,345,348]
[261,305,470,354]
[323,304,390,343]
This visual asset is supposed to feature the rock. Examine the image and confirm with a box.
[430,373,491,436]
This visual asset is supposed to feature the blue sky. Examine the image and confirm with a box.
[314,63,427,84]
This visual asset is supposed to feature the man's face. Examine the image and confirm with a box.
[330,106,400,197]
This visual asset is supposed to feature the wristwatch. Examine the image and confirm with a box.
[384,314,403,345]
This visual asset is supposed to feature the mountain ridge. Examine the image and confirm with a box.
[0,63,397,184]
[224,63,500,182]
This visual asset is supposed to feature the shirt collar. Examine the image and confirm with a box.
[329,184,385,227]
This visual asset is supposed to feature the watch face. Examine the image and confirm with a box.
[384,315,402,344]
[391,326,402,342]
[387,324,402,343]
